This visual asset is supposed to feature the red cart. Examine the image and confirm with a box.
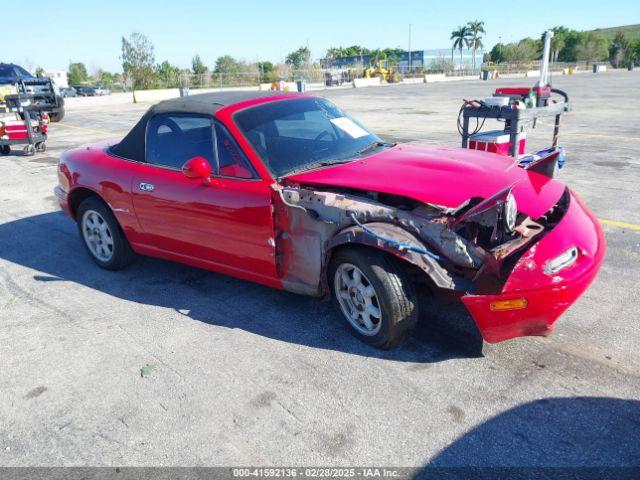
[1,93,48,156]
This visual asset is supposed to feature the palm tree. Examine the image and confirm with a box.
[451,26,471,70]
[467,20,486,69]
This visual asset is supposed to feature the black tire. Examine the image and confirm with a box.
[35,142,46,152]
[328,247,419,349]
[76,196,136,270]
[49,108,65,122]
[0,145,9,155]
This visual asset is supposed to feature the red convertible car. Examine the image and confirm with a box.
[55,92,605,348]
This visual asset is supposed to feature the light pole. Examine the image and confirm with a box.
[408,24,412,73]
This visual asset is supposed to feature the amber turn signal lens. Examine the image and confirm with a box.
[490,298,528,311]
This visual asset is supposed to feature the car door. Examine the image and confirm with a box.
[130,113,277,281]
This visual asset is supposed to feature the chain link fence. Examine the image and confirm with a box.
[132,60,595,92]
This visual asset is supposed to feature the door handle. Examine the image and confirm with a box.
[139,182,154,192]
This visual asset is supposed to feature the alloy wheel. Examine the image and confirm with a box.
[81,210,114,262]
[334,263,382,336]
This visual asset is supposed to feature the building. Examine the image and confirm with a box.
[326,48,484,71]
[423,48,483,70]
[44,70,68,88]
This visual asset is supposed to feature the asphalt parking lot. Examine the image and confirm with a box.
[1,72,639,469]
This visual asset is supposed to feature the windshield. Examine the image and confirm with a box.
[234,97,387,177]
[0,65,32,78]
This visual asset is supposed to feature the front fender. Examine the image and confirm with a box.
[327,223,458,290]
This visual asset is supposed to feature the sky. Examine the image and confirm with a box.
[6,0,639,73]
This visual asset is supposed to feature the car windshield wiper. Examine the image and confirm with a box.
[356,140,393,156]
[284,157,356,177]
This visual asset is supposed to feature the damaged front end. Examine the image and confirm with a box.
[271,181,570,301]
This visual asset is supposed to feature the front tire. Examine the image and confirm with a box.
[76,196,136,270]
[329,248,419,349]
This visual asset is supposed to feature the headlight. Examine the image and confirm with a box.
[503,193,518,232]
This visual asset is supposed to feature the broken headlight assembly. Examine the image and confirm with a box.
[503,192,518,233]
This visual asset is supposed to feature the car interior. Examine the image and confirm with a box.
[146,114,255,179]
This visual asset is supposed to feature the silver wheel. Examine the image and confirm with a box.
[334,263,382,336]
[81,210,114,262]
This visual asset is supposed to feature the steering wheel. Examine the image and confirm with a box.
[310,130,336,160]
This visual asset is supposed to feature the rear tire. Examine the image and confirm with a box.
[0,145,9,155]
[76,196,136,270]
[329,247,419,349]
[49,108,65,122]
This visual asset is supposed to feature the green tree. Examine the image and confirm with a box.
[500,38,541,64]
[214,55,241,74]
[285,46,311,70]
[609,31,629,67]
[156,61,181,87]
[575,32,609,64]
[34,67,45,77]
[628,40,640,67]
[190,54,208,87]
[467,20,486,69]
[450,26,471,67]
[121,32,156,92]
[191,54,208,75]
[558,30,601,62]
[68,62,89,85]
[256,61,276,82]
[92,69,117,88]
[489,43,504,63]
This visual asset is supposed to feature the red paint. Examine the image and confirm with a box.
[56,94,605,344]
[468,130,526,156]
[494,86,552,97]
[462,190,606,342]
[1,119,47,140]
[128,161,277,281]
[58,138,279,288]
[181,156,212,182]
[288,144,565,218]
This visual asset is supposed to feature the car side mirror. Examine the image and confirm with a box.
[182,157,212,185]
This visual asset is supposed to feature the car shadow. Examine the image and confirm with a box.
[0,211,487,363]
[417,396,640,479]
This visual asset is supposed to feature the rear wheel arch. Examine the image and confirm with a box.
[68,187,103,219]
[69,188,130,242]
[75,195,136,270]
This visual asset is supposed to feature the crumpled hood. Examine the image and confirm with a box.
[286,144,566,218]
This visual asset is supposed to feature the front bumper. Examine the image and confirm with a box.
[461,190,606,343]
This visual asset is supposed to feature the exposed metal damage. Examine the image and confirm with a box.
[271,183,569,298]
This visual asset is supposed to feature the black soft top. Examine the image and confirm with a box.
[110,91,298,162]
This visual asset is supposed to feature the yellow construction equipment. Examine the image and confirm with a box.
[363,63,401,83]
